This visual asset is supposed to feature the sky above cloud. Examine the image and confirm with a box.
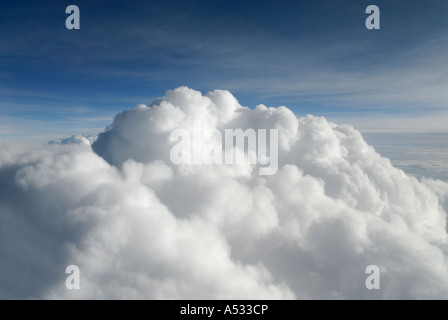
[0,0,447,139]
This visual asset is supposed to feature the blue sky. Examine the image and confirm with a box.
[1,0,448,140]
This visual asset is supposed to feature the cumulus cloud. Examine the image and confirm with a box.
[49,134,98,146]
[1,87,448,299]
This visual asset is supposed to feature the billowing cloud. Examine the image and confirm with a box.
[1,87,448,299]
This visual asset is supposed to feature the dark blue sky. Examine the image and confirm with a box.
[1,0,448,139]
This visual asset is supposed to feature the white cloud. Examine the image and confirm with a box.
[50,134,98,146]
[1,87,448,299]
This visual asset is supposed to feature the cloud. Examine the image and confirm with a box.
[1,87,448,299]
[49,134,98,146]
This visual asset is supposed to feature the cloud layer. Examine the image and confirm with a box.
[1,87,448,299]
